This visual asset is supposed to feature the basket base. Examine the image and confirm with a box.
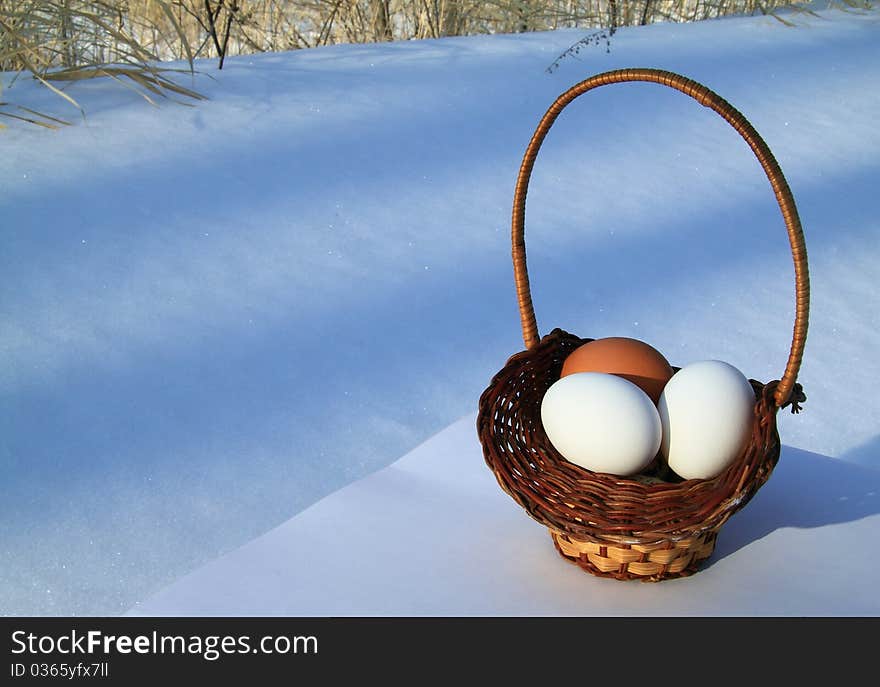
[550,529,718,582]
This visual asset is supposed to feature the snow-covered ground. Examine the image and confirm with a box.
[2,7,879,616]
[125,416,880,616]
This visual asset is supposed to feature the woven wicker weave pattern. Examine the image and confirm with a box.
[552,530,718,579]
[478,69,806,582]
[511,68,809,408]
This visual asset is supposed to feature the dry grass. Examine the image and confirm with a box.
[0,0,200,128]
[2,0,871,128]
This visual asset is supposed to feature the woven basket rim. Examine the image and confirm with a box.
[477,328,782,544]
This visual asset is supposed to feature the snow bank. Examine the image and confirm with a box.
[2,7,878,615]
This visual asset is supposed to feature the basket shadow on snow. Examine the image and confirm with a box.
[838,434,880,472]
[706,444,880,567]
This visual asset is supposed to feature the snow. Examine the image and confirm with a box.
[126,415,880,616]
[2,7,879,616]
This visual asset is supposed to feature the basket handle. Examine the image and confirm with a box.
[512,68,809,408]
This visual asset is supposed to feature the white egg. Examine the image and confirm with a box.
[540,372,662,476]
[658,360,756,480]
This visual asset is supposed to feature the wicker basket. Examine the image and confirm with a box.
[477,69,809,582]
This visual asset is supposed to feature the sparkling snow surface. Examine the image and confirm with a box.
[2,8,879,615]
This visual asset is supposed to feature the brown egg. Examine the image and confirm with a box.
[561,337,674,404]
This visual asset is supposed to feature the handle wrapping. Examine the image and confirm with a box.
[512,68,809,407]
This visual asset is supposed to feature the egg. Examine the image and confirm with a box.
[540,372,662,476]
[561,337,674,404]
[658,360,756,480]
